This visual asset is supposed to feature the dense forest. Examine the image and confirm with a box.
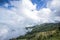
[10,22,60,40]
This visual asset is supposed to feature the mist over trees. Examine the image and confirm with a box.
[10,22,60,40]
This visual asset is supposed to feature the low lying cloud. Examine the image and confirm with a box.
[0,0,60,40]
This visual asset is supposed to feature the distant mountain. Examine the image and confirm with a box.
[10,23,60,40]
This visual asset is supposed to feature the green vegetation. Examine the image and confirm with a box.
[10,23,60,40]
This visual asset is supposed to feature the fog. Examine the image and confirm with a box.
[0,0,60,40]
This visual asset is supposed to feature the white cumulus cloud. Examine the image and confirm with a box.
[0,0,60,40]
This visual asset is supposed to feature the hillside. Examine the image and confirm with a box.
[10,23,60,40]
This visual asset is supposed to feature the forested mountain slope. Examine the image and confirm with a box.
[10,23,60,40]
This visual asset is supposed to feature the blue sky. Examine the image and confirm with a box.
[0,0,49,10]
[31,0,48,10]
[0,0,60,40]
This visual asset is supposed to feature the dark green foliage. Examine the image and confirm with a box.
[10,23,60,40]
